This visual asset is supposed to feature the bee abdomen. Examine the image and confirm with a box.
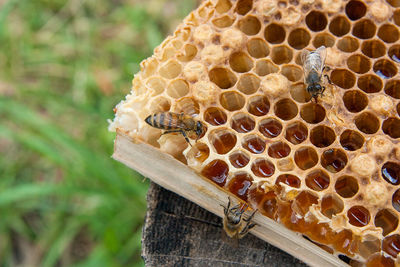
[145,112,177,130]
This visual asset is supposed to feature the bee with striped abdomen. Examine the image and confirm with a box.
[145,112,205,145]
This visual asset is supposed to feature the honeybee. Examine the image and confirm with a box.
[301,45,331,101]
[221,197,257,239]
[145,112,205,145]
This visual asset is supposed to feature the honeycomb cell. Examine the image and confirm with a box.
[382,118,400,139]
[387,0,400,7]
[271,45,293,65]
[300,103,326,124]
[381,162,400,185]
[352,19,376,39]
[358,74,382,93]
[247,95,270,116]
[268,141,291,159]
[174,97,200,117]
[255,59,279,76]
[357,239,381,260]
[276,174,301,188]
[332,229,354,255]
[235,0,252,15]
[361,40,386,58]
[294,146,319,170]
[384,80,400,99]
[306,169,330,191]
[201,159,229,186]
[373,59,398,79]
[177,44,197,62]
[229,151,250,168]
[247,38,269,58]
[340,130,364,151]
[212,15,235,28]
[382,234,400,258]
[293,190,319,216]
[321,194,344,218]
[377,24,399,43]
[374,209,399,236]
[330,69,356,89]
[159,60,182,79]
[186,142,210,164]
[150,96,171,112]
[274,98,298,120]
[264,23,286,44]
[220,91,245,111]
[305,11,327,32]
[259,118,283,138]
[204,107,227,126]
[395,9,400,26]
[167,79,189,98]
[288,28,311,49]
[366,253,395,267]
[251,158,275,177]
[285,121,308,145]
[215,0,232,13]
[146,77,166,96]
[355,112,380,134]
[229,52,254,73]
[343,90,368,113]
[348,206,370,227]
[310,125,336,148]
[242,134,266,154]
[388,45,400,63]
[281,65,302,82]
[209,129,237,154]
[393,189,400,212]
[345,0,366,21]
[209,67,237,89]
[228,172,252,201]
[290,83,312,103]
[312,33,335,48]
[231,113,255,133]
[337,36,359,53]
[237,73,260,95]
[329,16,351,37]
[238,15,261,35]
[321,148,348,173]
[347,54,370,74]
[335,175,359,198]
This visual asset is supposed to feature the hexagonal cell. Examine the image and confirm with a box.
[313,33,335,48]
[347,54,371,74]
[321,194,344,219]
[146,77,166,96]
[374,59,398,79]
[209,67,237,89]
[294,146,319,170]
[384,80,400,99]
[276,174,301,188]
[388,44,400,63]
[340,130,364,151]
[251,158,275,177]
[393,189,400,212]
[247,38,269,58]
[204,107,227,126]
[285,121,308,145]
[212,15,235,28]
[348,205,370,227]
[209,129,237,154]
[215,0,232,13]
[186,142,210,164]
[159,59,182,79]
[306,169,330,191]
[366,254,395,267]
[259,118,282,138]
[238,15,261,35]
[288,28,311,50]
[355,112,380,134]
[178,44,198,62]
[237,74,260,95]
[343,90,368,113]
[290,83,312,103]
[242,134,266,154]
[330,69,356,89]
[271,45,293,65]
[395,9,400,26]
[281,65,302,82]
[381,161,400,185]
[229,151,250,168]
[352,19,376,39]
[382,118,400,139]
[293,190,319,216]
[229,52,254,73]
[374,209,399,236]
[228,172,253,201]
[174,97,200,116]
[378,24,399,43]
[337,36,359,53]
[220,91,245,111]
[357,74,382,93]
[361,40,386,58]
[201,159,229,186]
[255,59,279,76]
[231,112,255,133]
[321,148,348,173]
[150,96,171,113]
[382,234,400,258]
[345,0,366,20]
[247,95,270,116]
[335,175,359,198]
[264,23,286,44]
[167,79,189,98]
[268,141,291,159]
[305,11,327,32]
[329,16,351,37]
[235,0,252,15]
[274,98,298,120]
[300,103,326,124]
[310,125,336,148]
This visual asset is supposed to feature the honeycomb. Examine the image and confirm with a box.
[110,0,400,265]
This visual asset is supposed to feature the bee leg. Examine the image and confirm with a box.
[238,222,256,238]
[322,66,331,72]
[321,86,326,96]
[324,74,332,84]
[221,196,231,215]
[161,130,181,135]
[180,130,192,146]
[243,209,257,222]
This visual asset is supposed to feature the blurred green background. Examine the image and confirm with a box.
[0,0,197,266]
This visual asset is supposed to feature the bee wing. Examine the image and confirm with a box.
[315,45,327,74]
[301,49,312,79]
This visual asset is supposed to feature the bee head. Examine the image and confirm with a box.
[195,121,204,137]
[227,208,243,225]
